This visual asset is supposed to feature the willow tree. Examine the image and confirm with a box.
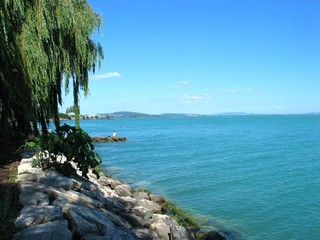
[0,0,103,137]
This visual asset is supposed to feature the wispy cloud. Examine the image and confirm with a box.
[177,81,189,86]
[275,105,287,110]
[176,93,212,103]
[171,81,190,88]
[223,89,240,93]
[90,72,122,80]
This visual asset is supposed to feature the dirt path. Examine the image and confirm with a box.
[0,140,23,240]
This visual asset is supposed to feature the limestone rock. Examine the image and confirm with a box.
[116,196,136,210]
[46,188,103,208]
[131,227,160,240]
[150,194,165,205]
[119,212,148,228]
[150,221,171,240]
[151,214,178,227]
[132,206,153,221]
[137,199,162,213]
[18,163,44,175]
[15,205,63,229]
[38,174,73,190]
[14,219,72,240]
[19,190,49,206]
[98,176,122,189]
[170,225,195,240]
[114,184,132,197]
[62,204,114,237]
[133,190,150,200]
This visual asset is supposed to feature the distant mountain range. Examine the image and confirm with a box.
[98,111,320,118]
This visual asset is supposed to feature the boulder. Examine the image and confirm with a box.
[117,196,136,210]
[133,190,150,200]
[137,199,162,213]
[119,212,149,228]
[150,194,165,205]
[15,205,63,229]
[62,204,114,237]
[131,227,160,240]
[46,188,104,208]
[19,191,49,206]
[205,231,226,240]
[18,182,49,206]
[114,184,132,197]
[14,219,72,240]
[18,162,44,175]
[98,176,122,189]
[170,225,196,240]
[38,174,73,191]
[132,206,153,221]
[150,221,171,240]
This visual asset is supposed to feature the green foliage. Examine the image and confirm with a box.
[0,0,103,137]
[25,124,102,179]
[161,201,201,230]
[58,113,71,120]
[66,106,75,114]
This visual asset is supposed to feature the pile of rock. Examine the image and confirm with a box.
[91,136,126,143]
[14,153,197,240]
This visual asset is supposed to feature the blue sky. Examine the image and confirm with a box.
[61,0,320,115]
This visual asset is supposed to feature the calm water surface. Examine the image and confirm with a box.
[68,116,320,240]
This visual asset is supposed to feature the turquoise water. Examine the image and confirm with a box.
[70,116,320,240]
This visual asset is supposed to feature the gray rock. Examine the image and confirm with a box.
[112,227,139,240]
[151,214,178,227]
[52,196,68,207]
[16,173,43,182]
[81,181,99,191]
[98,176,122,189]
[131,227,160,240]
[150,194,165,205]
[18,163,44,175]
[18,182,49,206]
[120,212,148,228]
[132,206,153,221]
[117,196,136,210]
[19,191,49,206]
[46,188,104,208]
[137,199,162,213]
[150,221,171,240]
[38,174,73,190]
[114,184,132,197]
[62,204,115,236]
[133,190,150,200]
[170,225,195,240]
[14,219,72,240]
[15,205,63,229]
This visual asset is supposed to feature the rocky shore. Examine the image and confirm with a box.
[14,151,226,240]
[91,136,127,143]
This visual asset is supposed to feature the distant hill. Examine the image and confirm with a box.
[97,111,316,118]
[98,111,206,118]
[99,111,157,118]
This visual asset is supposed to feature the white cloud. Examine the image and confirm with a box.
[223,89,240,93]
[171,81,190,88]
[90,72,122,80]
[176,93,212,103]
[177,81,189,85]
[275,105,287,110]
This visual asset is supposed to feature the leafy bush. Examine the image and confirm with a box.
[25,124,102,179]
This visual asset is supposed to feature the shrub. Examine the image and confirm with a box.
[25,124,102,179]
